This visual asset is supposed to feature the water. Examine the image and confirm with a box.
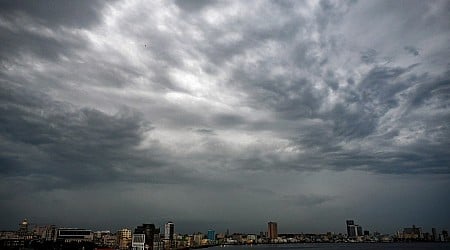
[209,243,450,250]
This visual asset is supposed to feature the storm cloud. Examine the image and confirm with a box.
[1,0,449,234]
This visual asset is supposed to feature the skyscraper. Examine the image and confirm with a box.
[207,230,215,241]
[164,222,175,248]
[346,219,362,238]
[164,222,174,240]
[268,222,278,240]
[346,220,354,237]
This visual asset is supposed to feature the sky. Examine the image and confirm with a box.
[0,0,449,235]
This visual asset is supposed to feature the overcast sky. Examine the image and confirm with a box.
[1,0,449,234]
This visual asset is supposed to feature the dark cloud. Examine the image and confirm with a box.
[0,0,108,28]
[0,84,174,194]
[282,194,336,207]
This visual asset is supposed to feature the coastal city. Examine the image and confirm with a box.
[1,219,448,250]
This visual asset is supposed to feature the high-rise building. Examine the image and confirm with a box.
[117,228,132,250]
[164,222,174,241]
[164,222,175,249]
[346,220,354,237]
[268,222,278,240]
[207,230,215,241]
[346,220,362,238]
[134,224,160,250]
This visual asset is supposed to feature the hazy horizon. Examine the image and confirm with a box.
[1,0,449,234]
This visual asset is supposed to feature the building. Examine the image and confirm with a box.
[117,228,132,250]
[102,234,117,248]
[193,233,203,246]
[43,225,58,242]
[401,225,422,240]
[442,230,448,241]
[346,220,362,238]
[164,222,174,241]
[164,222,175,249]
[346,220,354,237]
[207,230,215,242]
[57,228,93,243]
[18,219,28,236]
[268,222,278,240]
[134,224,160,250]
[93,231,111,245]
[132,234,145,250]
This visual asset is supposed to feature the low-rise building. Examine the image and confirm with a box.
[57,228,93,243]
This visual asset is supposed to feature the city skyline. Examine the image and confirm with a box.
[1,218,448,238]
[2,219,448,249]
[1,0,450,234]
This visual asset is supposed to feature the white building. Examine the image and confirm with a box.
[132,233,145,250]
[164,222,174,240]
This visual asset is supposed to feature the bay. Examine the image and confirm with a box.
[209,243,450,250]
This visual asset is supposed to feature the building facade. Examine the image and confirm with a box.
[117,228,132,250]
[346,220,363,238]
[207,230,215,241]
[132,234,145,250]
[134,224,159,250]
[268,222,278,240]
[57,228,93,243]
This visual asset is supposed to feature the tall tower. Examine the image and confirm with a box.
[346,220,354,237]
[164,222,175,248]
[268,222,278,240]
[346,219,363,238]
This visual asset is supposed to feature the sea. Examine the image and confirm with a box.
[208,243,450,250]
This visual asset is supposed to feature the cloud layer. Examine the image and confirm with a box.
[1,0,449,233]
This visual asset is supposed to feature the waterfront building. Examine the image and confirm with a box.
[193,233,203,246]
[432,228,438,241]
[207,229,215,241]
[57,228,93,243]
[442,230,448,241]
[401,225,423,240]
[346,220,362,238]
[268,222,278,240]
